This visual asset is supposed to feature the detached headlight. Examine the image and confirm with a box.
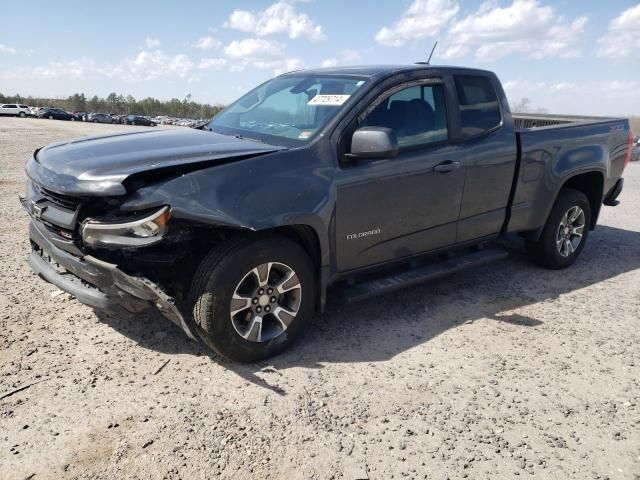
[80,206,170,248]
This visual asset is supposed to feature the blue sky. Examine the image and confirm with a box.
[1,0,639,115]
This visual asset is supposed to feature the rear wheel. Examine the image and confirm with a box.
[189,236,316,362]
[19,111,26,118]
[93,119,98,123]
[527,188,591,269]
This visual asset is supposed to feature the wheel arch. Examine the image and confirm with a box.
[520,169,604,242]
[559,170,604,230]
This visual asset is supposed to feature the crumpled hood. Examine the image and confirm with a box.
[27,128,285,196]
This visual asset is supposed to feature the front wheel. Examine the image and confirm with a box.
[189,236,316,362]
[527,188,591,269]
[48,115,54,120]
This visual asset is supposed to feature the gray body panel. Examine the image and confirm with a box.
[509,120,630,234]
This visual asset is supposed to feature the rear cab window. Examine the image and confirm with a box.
[454,75,502,139]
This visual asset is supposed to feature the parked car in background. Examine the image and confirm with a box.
[73,111,88,121]
[87,113,114,124]
[126,115,156,126]
[39,107,77,121]
[0,104,31,117]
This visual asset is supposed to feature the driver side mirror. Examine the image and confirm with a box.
[346,127,399,160]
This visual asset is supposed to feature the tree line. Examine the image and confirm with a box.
[0,92,225,119]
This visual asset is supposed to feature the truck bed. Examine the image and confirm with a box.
[507,114,630,236]
[513,113,621,130]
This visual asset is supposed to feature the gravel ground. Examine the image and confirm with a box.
[1,117,639,480]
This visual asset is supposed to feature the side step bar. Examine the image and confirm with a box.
[342,246,508,303]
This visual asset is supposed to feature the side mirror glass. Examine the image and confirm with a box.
[347,127,399,160]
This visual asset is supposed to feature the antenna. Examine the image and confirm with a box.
[426,41,438,65]
[415,41,438,65]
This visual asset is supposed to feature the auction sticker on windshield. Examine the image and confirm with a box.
[308,95,350,106]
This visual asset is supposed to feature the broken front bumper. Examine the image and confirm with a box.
[27,219,197,341]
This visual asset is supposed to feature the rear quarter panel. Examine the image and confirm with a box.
[508,119,630,234]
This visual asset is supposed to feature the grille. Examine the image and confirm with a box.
[37,186,82,210]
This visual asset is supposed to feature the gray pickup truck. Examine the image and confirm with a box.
[22,65,633,362]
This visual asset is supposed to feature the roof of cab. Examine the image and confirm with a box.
[281,64,495,80]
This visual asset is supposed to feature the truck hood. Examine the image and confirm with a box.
[26,128,285,196]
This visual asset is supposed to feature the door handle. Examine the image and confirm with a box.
[433,161,461,173]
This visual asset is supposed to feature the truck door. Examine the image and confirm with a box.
[335,78,465,272]
[450,74,518,243]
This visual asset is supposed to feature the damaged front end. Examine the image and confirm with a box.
[21,180,201,341]
[21,128,289,343]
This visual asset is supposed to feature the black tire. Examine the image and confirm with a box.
[48,115,54,120]
[527,188,591,269]
[150,122,156,127]
[93,119,98,123]
[189,235,316,362]
[19,111,26,118]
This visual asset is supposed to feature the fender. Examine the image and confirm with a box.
[508,121,623,237]
[119,148,335,270]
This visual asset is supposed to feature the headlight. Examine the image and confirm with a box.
[80,206,170,248]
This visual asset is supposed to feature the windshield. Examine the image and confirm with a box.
[208,75,368,146]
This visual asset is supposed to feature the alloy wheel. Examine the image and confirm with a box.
[556,206,585,257]
[230,262,302,343]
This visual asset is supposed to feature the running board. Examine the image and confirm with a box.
[341,247,508,303]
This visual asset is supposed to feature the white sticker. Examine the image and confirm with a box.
[308,94,350,106]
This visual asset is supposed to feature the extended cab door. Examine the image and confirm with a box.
[335,77,465,272]
[450,74,518,243]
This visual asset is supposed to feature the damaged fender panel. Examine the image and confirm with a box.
[119,148,335,265]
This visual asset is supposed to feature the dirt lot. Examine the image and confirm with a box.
[0,117,639,480]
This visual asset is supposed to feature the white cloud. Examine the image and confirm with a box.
[375,0,459,47]
[376,0,587,62]
[224,38,285,61]
[193,36,222,50]
[198,58,228,70]
[145,37,161,49]
[273,58,305,75]
[225,0,326,41]
[320,49,362,68]
[2,51,198,82]
[598,4,640,59]
[441,44,469,60]
[503,78,640,116]
[0,43,17,55]
[222,38,302,73]
[445,0,587,62]
[321,58,339,68]
[120,50,194,81]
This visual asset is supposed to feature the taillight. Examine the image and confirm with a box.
[623,131,633,171]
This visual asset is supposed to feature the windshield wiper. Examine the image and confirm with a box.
[233,134,266,144]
